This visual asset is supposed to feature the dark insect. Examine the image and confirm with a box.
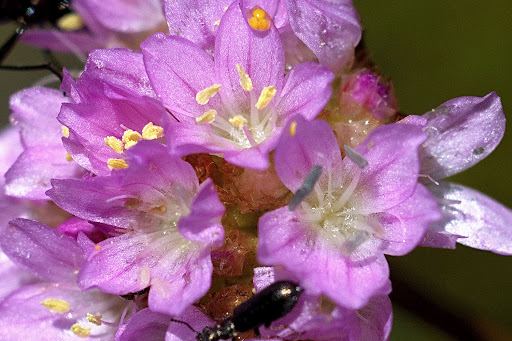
[173,280,303,341]
[0,0,78,78]
[120,287,150,300]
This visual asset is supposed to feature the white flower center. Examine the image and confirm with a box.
[300,168,383,255]
[194,65,277,149]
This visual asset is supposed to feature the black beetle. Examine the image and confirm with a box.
[172,280,303,341]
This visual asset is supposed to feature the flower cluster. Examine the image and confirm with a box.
[1,0,510,340]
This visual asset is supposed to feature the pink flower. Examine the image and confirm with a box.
[141,0,334,170]
[48,141,225,315]
[258,116,441,308]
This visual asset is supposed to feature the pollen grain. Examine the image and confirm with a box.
[248,8,270,31]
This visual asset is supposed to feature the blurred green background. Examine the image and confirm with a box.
[1,1,511,340]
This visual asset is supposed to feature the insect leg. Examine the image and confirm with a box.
[0,28,63,80]
[0,29,22,64]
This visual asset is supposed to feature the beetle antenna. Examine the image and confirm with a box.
[169,318,199,334]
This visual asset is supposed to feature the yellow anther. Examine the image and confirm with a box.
[289,121,297,136]
[57,13,84,31]
[229,115,247,128]
[107,158,128,170]
[87,313,103,326]
[122,129,142,149]
[149,205,167,215]
[105,136,124,154]
[196,84,222,105]
[70,323,91,338]
[196,109,217,123]
[61,125,70,138]
[41,298,70,313]
[248,7,270,31]
[214,20,220,26]
[142,122,164,140]
[236,64,253,91]
[94,244,101,251]
[124,197,143,210]
[65,153,74,162]
[73,270,79,275]
[255,85,276,109]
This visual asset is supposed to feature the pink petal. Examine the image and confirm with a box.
[0,219,83,283]
[420,92,505,180]
[427,182,512,255]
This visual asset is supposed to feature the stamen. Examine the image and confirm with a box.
[57,13,84,31]
[343,145,368,168]
[236,64,253,91]
[214,20,220,26]
[142,122,164,140]
[333,170,361,212]
[418,174,440,186]
[41,298,70,313]
[289,121,297,136]
[248,7,270,31]
[124,197,143,210]
[87,313,103,326]
[437,198,462,206]
[229,115,247,128]
[196,84,222,105]
[94,244,101,251]
[107,158,128,170]
[105,136,124,154]
[255,86,276,109]
[149,205,167,215]
[122,130,142,149]
[65,153,73,162]
[340,231,368,255]
[196,109,217,123]
[61,125,70,138]
[289,165,323,211]
[70,323,91,338]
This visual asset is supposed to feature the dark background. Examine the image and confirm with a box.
[1,1,511,339]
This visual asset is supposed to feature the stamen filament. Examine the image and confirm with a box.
[333,170,361,211]
[243,125,257,146]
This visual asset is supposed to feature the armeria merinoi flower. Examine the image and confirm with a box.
[141,0,334,169]
[258,116,441,309]
[47,141,225,316]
